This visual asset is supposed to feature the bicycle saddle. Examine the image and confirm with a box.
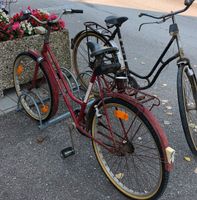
[105,16,128,27]
[87,41,118,57]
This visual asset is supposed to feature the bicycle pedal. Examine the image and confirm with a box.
[60,147,75,159]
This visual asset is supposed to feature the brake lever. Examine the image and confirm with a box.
[138,20,162,31]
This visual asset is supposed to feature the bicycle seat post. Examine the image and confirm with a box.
[115,26,129,71]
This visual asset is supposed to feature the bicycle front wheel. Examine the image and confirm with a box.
[90,98,169,199]
[13,52,58,121]
[177,65,197,155]
[72,31,110,92]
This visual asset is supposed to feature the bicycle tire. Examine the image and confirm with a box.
[90,97,169,199]
[72,31,111,92]
[13,52,59,121]
[177,64,197,155]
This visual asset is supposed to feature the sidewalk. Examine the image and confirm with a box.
[0,89,18,116]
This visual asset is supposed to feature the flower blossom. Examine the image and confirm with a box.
[12,22,20,31]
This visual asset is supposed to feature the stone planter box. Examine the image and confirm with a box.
[0,29,71,97]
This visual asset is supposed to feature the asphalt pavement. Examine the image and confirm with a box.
[0,0,197,200]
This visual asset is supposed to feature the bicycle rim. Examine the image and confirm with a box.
[177,65,197,155]
[14,53,55,121]
[91,98,169,199]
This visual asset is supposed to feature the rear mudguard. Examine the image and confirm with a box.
[87,93,174,172]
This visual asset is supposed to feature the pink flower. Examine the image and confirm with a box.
[48,13,58,21]
[58,19,65,29]
[27,6,31,11]
[0,6,65,42]
[12,22,20,31]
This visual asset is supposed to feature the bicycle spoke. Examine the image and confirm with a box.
[133,154,162,173]
[131,155,147,192]
[97,120,125,141]
[133,142,158,152]
[134,156,159,190]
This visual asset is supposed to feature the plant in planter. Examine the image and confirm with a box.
[0,7,70,97]
[0,7,65,41]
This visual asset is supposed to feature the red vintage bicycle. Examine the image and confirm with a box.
[13,9,175,200]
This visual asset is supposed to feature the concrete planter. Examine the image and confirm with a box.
[0,29,71,97]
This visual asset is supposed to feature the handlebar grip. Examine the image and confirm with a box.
[71,9,83,13]
[184,0,195,6]
[138,13,144,17]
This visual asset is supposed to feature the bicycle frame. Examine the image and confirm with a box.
[41,35,91,126]
[32,27,134,153]
[85,14,190,90]
[128,15,186,90]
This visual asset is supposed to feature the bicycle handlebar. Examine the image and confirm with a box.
[20,9,83,25]
[139,0,195,20]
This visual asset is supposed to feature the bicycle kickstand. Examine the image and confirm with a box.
[60,121,76,159]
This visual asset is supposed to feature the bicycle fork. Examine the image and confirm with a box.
[178,59,197,109]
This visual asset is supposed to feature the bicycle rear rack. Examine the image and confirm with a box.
[100,75,161,111]
[84,21,112,36]
[125,87,160,110]
[77,71,160,111]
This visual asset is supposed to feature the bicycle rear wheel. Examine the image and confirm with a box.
[72,31,111,92]
[177,65,197,155]
[90,98,169,199]
[13,52,58,121]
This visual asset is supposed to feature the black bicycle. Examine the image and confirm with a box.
[71,0,197,155]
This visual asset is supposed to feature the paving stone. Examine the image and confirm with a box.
[3,106,17,114]
[0,110,4,116]
[6,90,18,103]
[0,96,17,111]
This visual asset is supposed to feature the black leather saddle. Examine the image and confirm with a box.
[105,16,128,27]
[87,42,121,75]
